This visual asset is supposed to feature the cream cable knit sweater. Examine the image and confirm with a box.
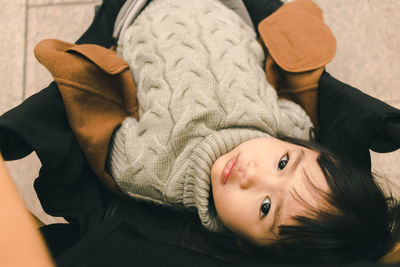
[110,0,313,232]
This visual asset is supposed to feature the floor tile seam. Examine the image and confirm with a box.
[28,0,101,8]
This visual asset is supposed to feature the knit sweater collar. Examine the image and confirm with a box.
[182,128,271,232]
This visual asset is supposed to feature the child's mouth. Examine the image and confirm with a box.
[222,154,239,184]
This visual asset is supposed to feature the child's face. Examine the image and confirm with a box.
[211,137,329,246]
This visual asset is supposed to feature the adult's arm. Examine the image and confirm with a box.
[318,71,400,170]
[0,154,54,267]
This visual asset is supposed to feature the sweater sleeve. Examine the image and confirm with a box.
[108,117,139,181]
[277,98,314,140]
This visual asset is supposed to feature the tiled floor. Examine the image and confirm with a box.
[0,0,399,224]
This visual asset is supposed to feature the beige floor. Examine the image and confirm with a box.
[0,0,399,224]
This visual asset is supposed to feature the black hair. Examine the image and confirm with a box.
[273,136,400,264]
[180,136,400,265]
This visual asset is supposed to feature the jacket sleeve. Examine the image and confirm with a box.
[34,39,139,196]
[318,71,400,170]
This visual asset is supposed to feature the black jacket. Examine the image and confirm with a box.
[0,0,399,266]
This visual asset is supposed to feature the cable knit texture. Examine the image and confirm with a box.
[110,0,313,232]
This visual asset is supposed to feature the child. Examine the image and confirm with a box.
[107,0,400,264]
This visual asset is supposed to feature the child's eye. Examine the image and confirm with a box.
[277,154,289,171]
[260,197,271,218]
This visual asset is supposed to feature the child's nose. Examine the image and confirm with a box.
[239,160,258,189]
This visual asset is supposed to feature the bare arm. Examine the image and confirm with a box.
[0,154,54,267]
